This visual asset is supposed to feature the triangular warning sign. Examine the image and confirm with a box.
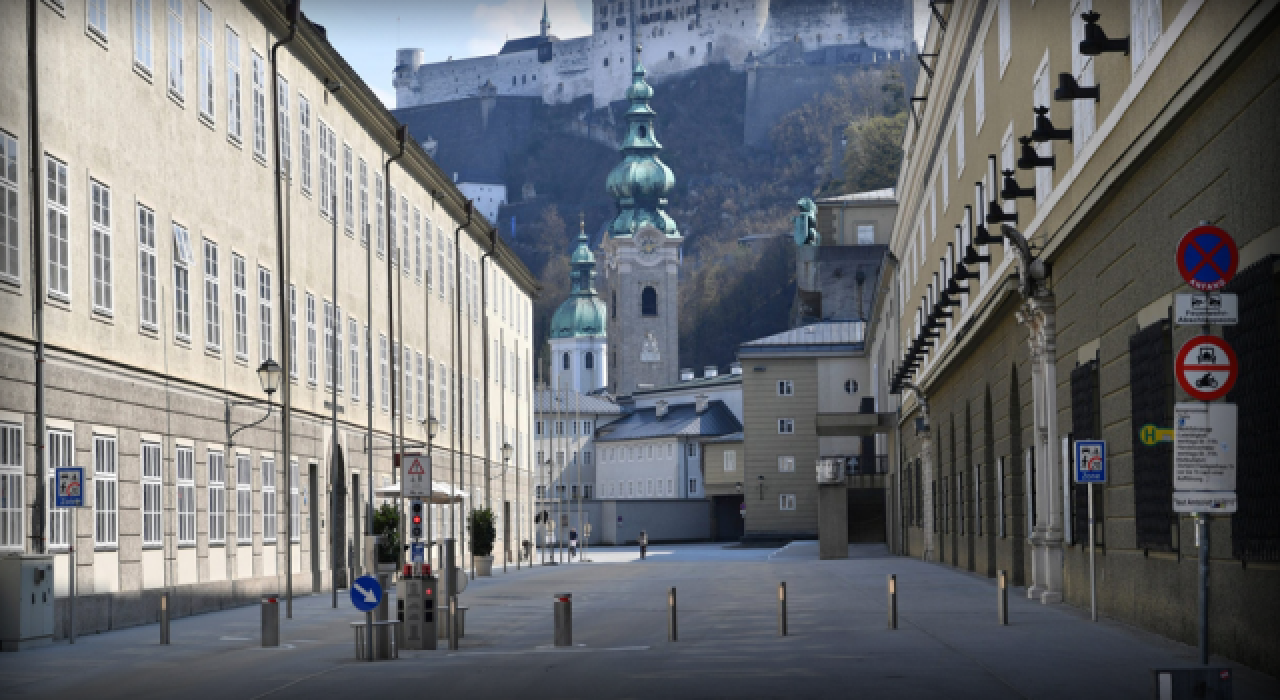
[408,459,425,475]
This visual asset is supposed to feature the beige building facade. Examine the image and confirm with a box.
[0,0,538,639]
[882,0,1280,675]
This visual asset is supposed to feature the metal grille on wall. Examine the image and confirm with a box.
[1225,255,1280,561]
[1070,361,1100,545]
[1130,320,1175,551]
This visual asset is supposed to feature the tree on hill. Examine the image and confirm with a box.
[841,111,908,192]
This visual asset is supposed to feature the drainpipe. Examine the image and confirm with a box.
[479,227,498,515]
[270,0,300,617]
[27,0,46,555]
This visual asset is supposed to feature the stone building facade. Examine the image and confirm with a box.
[879,0,1280,676]
[0,0,538,639]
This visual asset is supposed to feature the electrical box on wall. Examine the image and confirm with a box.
[0,555,55,651]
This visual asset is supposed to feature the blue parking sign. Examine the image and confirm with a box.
[55,467,84,508]
[1074,440,1107,484]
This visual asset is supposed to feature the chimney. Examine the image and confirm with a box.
[695,394,709,414]
[655,400,669,419]
[679,368,694,382]
[703,366,718,379]
[729,362,743,376]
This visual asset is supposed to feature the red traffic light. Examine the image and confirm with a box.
[412,515,422,524]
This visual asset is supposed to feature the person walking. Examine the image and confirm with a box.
[569,527,579,560]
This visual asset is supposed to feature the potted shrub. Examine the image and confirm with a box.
[373,503,400,571]
[469,507,497,576]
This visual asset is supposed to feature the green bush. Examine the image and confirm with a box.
[469,507,497,558]
[373,503,399,563]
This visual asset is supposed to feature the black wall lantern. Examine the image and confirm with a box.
[1031,106,1072,143]
[967,203,1001,246]
[963,244,990,267]
[1001,168,1036,200]
[954,260,978,281]
[1055,72,1100,102]
[1016,136,1056,170]
[1078,11,1130,56]
[987,199,1017,225]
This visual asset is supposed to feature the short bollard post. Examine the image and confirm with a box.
[553,592,573,647]
[160,591,170,645]
[998,570,1009,626]
[888,575,898,630]
[261,596,280,647]
[778,582,787,637]
[668,587,678,642]
[448,596,459,651]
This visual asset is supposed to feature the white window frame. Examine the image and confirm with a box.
[323,301,335,390]
[236,454,251,544]
[176,446,195,545]
[1131,0,1162,74]
[0,133,18,285]
[46,428,73,550]
[778,456,795,473]
[167,0,184,100]
[89,180,113,314]
[723,450,736,472]
[172,223,193,342]
[45,156,70,301]
[0,422,23,551]
[778,419,794,435]
[306,292,317,384]
[402,197,411,279]
[299,95,311,194]
[202,238,220,351]
[380,334,389,411]
[251,51,267,160]
[955,110,965,177]
[133,0,153,75]
[779,493,796,511]
[358,158,369,247]
[343,144,354,234]
[334,305,343,391]
[319,121,335,217]
[142,441,162,547]
[974,49,986,133]
[94,435,119,548]
[208,450,225,544]
[289,284,298,378]
[388,188,397,264]
[777,380,793,396]
[349,316,360,402]
[413,208,422,283]
[225,25,241,142]
[232,253,248,359]
[416,352,425,421]
[1032,52,1054,206]
[261,457,276,543]
[374,172,384,256]
[197,2,214,120]
[277,75,290,176]
[1072,0,1098,156]
[289,458,299,542]
[258,266,273,362]
[997,0,1011,76]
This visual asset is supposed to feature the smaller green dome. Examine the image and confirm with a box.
[550,225,608,339]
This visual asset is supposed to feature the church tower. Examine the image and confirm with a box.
[601,47,682,395]
[539,1,551,38]
[548,219,609,393]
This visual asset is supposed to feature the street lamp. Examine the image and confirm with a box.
[226,359,284,447]
[257,358,283,396]
[428,415,440,441]
[736,482,743,494]
[758,475,765,501]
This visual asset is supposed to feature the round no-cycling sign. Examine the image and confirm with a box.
[1175,335,1237,401]
[1176,225,1237,292]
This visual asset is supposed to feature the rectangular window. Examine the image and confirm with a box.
[232,253,248,359]
[856,224,875,246]
[202,239,220,350]
[425,218,433,289]
[380,334,389,411]
[90,180,113,314]
[319,122,334,216]
[197,2,214,119]
[208,450,225,543]
[134,0,153,73]
[428,357,436,420]
[416,352,425,420]
[723,451,736,471]
[142,441,162,547]
[45,156,70,300]
[167,0,184,99]
[413,208,422,283]
[778,456,795,472]
[777,380,793,396]
[439,364,448,428]
[689,479,697,494]
[343,144,354,234]
[974,50,986,132]
[251,51,266,159]
[225,26,241,141]
[437,230,445,298]
[298,95,311,193]
[0,423,23,550]
[358,159,368,247]
[349,317,360,401]
[0,134,17,284]
[401,196,410,278]
[400,347,413,420]
[289,459,299,542]
[172,224,192,341]
[94,435,118,547]
[1131,0,1162,73]
[1072,0,1098,156]
[388,189,397,265]
[779,494,796,511]
[46,429,72,549]
[306,293,317,384]
[941,153,949,210]
[374,173,384,256]
[1032,57,1053,205]
[997,0,1011,75]
[289,285,298,377]
[323,301,335,389]
[955,110,965,176]
[277,76,290,176]
[177,446,195,545]
[236,454,251,543]
[778,419,794,435]
[258,266,272,361]
[261,458,276,543]
[334,306,343,390]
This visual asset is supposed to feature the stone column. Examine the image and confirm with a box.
[1017,294,1064,603]
[919,428,936,562]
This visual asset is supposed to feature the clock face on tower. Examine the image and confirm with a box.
[636,228,662,264]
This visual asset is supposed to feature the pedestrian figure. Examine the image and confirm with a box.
[569,528,579,560]
[640,530,648,560]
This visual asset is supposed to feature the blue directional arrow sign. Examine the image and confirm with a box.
[350,575,382,612]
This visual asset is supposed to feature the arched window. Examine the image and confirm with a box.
[641,286,658,316]
[585,352,594,370]
[562,352,570,370]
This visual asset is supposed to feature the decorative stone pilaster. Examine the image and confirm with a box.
[1016,292,1064,604]
[919,429,936,562]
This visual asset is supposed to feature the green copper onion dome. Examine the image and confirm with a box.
[605,49,680,239]
[549,222,608,339]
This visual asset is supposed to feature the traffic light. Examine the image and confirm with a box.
[411,500,423,539]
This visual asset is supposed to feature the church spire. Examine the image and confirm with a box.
[603,43,679,239]
[540,1,550,37]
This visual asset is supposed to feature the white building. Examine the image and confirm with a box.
[455,182,507,226]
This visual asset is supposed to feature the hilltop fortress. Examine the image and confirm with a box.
[394,0,914,110]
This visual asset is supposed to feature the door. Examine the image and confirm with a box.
[309,462,321,592]
[847,488,886,543]
[714,496,745,541]
[503,501,512,562]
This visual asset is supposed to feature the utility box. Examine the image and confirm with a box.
[400,574,436,650]
[0,554,55,651]
[1152,668,1233,699]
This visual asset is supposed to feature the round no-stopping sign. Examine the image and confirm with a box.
[1175,335,1237,401]
[1176,225,1237,292]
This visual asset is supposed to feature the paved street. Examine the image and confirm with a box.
[2,544,1276,699]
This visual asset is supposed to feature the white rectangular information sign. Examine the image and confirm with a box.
[1174,403,1237,491]
[1174,293,1238,326]
[1173,491,1238,514]
[402,453,431,499]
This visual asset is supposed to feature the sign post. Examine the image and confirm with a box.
[351,574,382,661]
[1073,441,1106,622]
[55,467,85,644]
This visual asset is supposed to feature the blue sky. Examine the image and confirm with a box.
[301,0,930,108]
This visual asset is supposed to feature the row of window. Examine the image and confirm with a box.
[0,421,300,551]
[535,420,594,436]
[534,450,593,467]
[535,483,595,500]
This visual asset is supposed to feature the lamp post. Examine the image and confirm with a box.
[224,359,284,606]
[499,442,512,573]
[427,415,439,571]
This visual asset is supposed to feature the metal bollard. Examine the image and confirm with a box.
[888,575,898,630]
[553,592,573,647]
[261,596,280,647]
[778,582,787,637]
[448,596,459,651]
[160,592,170,645]
[668,587,678,642]
[997,570,1008,626]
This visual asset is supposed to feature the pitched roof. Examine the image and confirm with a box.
[534,388,626,415]
[816,188,897,203]
[499,35,557,55]
[594,401,742,442]
[741,321,866,349]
